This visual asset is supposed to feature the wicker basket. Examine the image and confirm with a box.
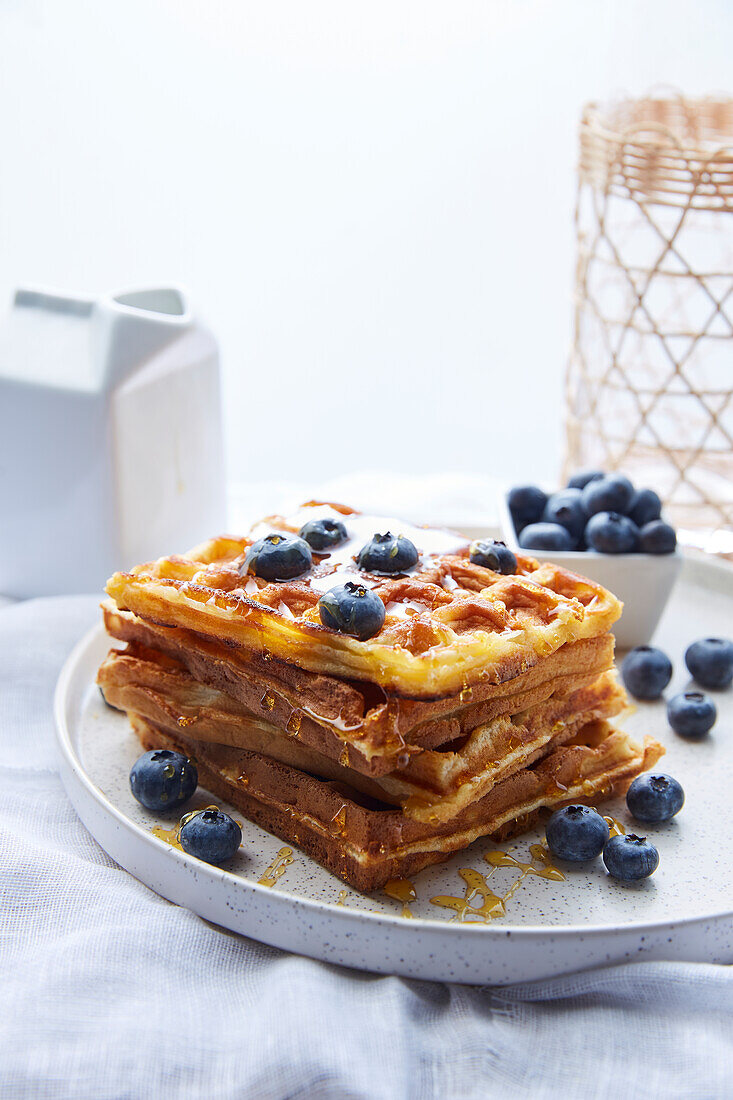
[564,94,733,539]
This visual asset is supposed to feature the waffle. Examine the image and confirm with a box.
[131,714,664,892]
[100,645,626,823]
[105,503,622,697]
[101,605,616,776]
[100,503,662,893]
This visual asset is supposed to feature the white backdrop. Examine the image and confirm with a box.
[0,0,730,488]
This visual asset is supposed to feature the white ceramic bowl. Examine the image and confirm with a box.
[497,491,682,650]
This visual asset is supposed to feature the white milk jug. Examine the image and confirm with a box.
[0,285,226,597]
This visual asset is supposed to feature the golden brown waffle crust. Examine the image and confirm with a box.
[100,645,626,822]
[102,604,616,775]
[132,716,663,892]
[104,504,622,697]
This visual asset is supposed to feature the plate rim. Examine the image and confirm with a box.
[55,581,733,941]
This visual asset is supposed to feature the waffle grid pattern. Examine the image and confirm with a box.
[106,534,621,696]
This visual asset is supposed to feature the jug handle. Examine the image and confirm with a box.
[14,287,94,317]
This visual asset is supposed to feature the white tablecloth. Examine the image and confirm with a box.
[2,595,732,1099]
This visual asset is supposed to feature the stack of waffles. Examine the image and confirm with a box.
[98,503,663,891]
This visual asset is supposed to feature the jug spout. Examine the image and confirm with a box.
[112,287,187,317]
[100,285,192,388]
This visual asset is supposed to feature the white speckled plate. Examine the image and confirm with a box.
[55,552,733,985]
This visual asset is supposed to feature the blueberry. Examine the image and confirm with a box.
[585,511,639,554]
[542,489,588,542]
[667,691,717,739]
[639,520,677,555]
[299,517,348,552]
[685,637,733,690]
[567,469,604,490]
[242,534,312,581]
[130,749,198,812]
[582,474,635,517]
[626,773,684,824]
[356,532,419,575]
[469,539,517,574]
[518,522,576,552]
[628,488,662,528]
[507,485,547,533]
[621,645,673,700]
[545,805,610,862]
[603,833,659,881]
[318,582,386,640]
[179,808,242,865]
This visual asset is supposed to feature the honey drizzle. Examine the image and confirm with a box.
[286,709,302,736]
[431,868,505,922]
[258,846,293,887]
[336,889,348,906]
[544,778,568,797]
[484,844,565,903]
[261,690,276,711]
[383,877,416,919]
[484,845,565,882]
[429,843,564,924]
[151,824,183,851]
[528,842,563,872]
[604,816,626,838]
[329,805,348,837]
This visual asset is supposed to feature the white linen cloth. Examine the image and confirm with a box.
[2,595,732,1100]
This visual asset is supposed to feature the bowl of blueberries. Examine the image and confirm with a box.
[500,470,682,649]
